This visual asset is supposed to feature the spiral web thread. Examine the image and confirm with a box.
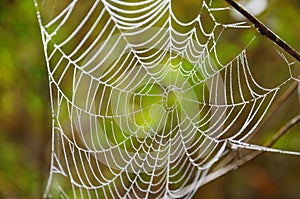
[34,0,300,198]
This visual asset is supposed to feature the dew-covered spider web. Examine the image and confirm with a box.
[34,0,300,198]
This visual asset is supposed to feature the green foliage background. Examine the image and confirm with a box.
[0,0,299,198]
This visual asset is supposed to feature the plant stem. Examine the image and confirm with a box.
[201,0,300,188]
[203,114,300,186]
[225,0,300,62]
[246,80,298,142]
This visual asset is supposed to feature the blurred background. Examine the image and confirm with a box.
[0,0,299,198]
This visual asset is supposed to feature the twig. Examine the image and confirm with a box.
[264,114,300,147]
[225,0,300,62]
[203,114,300,186]
[201,0,300,188]
[245,79,298,142]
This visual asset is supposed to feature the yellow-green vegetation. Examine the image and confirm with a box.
[1,0,300,198]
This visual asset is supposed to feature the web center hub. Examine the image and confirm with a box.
[162,85,182,111]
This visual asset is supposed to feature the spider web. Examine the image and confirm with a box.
[34,0,300,198]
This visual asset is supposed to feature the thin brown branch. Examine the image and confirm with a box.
[225,0,300,62]
[264,114,300,147]
[210,78,299,173]
[245,80,298,142]
[203,114,300,186]
[202,0,300,188]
